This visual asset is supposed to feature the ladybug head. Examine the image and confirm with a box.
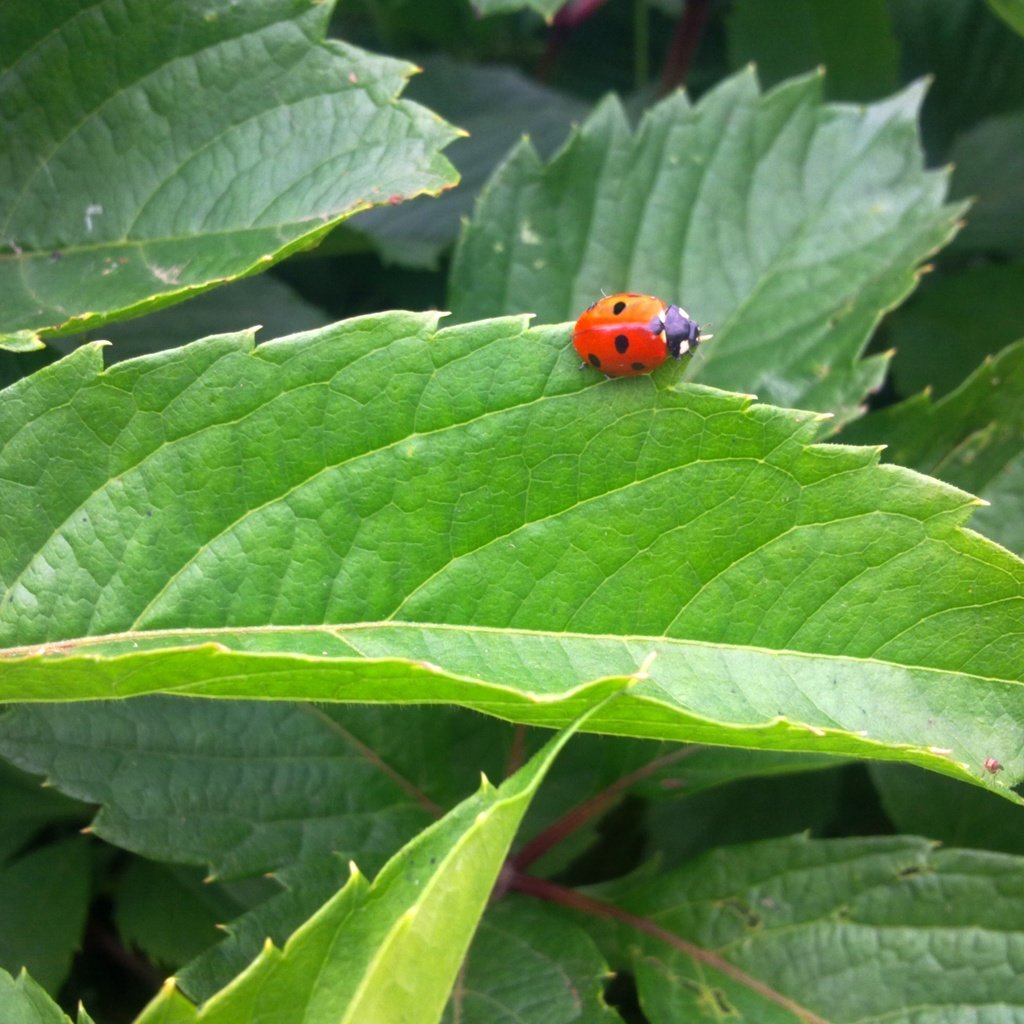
[662,304,701,359]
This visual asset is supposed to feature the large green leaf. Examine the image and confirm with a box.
[137,693,615,1024]
[4,626,1022,796]
[449,71,961,425]
[842,339,1024,554]
[0,700,505,882]
[0,0,459,349]
[0,314,1022,799]
[597,834,1024,1021]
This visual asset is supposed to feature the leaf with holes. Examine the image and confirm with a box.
[449,70,962,426]
[1,313,1023,804]
[0,0,459,349]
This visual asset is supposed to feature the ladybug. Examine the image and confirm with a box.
[572,292,703,377]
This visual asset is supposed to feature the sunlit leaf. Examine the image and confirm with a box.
[450,71,961,425]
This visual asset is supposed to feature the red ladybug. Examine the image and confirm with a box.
[572,292,703,377]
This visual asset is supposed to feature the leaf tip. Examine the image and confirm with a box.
[157,978,178,998]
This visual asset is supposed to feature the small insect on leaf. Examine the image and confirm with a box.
[572,292,704,377]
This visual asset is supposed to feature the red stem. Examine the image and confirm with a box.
[659,0,713,95]
[508,874,830,1024]
[512,745,700,871]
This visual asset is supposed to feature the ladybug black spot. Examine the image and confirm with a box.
[632,362,645,371]
[613,301,626,315]
[588,353,601,368]
[614,334,629,353]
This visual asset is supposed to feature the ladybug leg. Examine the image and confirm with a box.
[579,360,588,370]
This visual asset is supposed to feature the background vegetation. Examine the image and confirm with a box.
[1,0,1023,1021]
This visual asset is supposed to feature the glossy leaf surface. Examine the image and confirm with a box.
[0,0,459,348]
[0,314,1022,800]
[450,71,962,424]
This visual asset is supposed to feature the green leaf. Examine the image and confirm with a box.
[1,314,1023,798]
[0,968,76,1024]
[600,834,1024,1021]
[0,0,459,348]
[134,983,200,1024]
[3,622,1024,798]
[950,111,1024,257]
[177,855,350,1001]
[56,275,332,366]
[884,262,1024,398]
[891,0,1024,153]
[871,764,1024,856]
[973,452,1024,556]
[0,759,88,864]
[988,0,1024,36]
[726,0,898,101]
[646,764,847,868]
[349,57,585,268]
[0,838,92,994]
[114,861,246,971]
[441,898,618,1023]
[141,690,617,1024]
[0,701,503,882]
[449,72,962,425]
[841,339,1024,554]
[0,700,515,1001]
[0,332,46,355]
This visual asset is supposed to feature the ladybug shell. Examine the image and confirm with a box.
[572,293,671,377]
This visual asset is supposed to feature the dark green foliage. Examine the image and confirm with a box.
[1,2,1023,1022]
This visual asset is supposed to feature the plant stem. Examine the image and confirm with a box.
[508,874,829,1024]
[659,0,713,94]
[512,744,700,871]
[634,0,650,91]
